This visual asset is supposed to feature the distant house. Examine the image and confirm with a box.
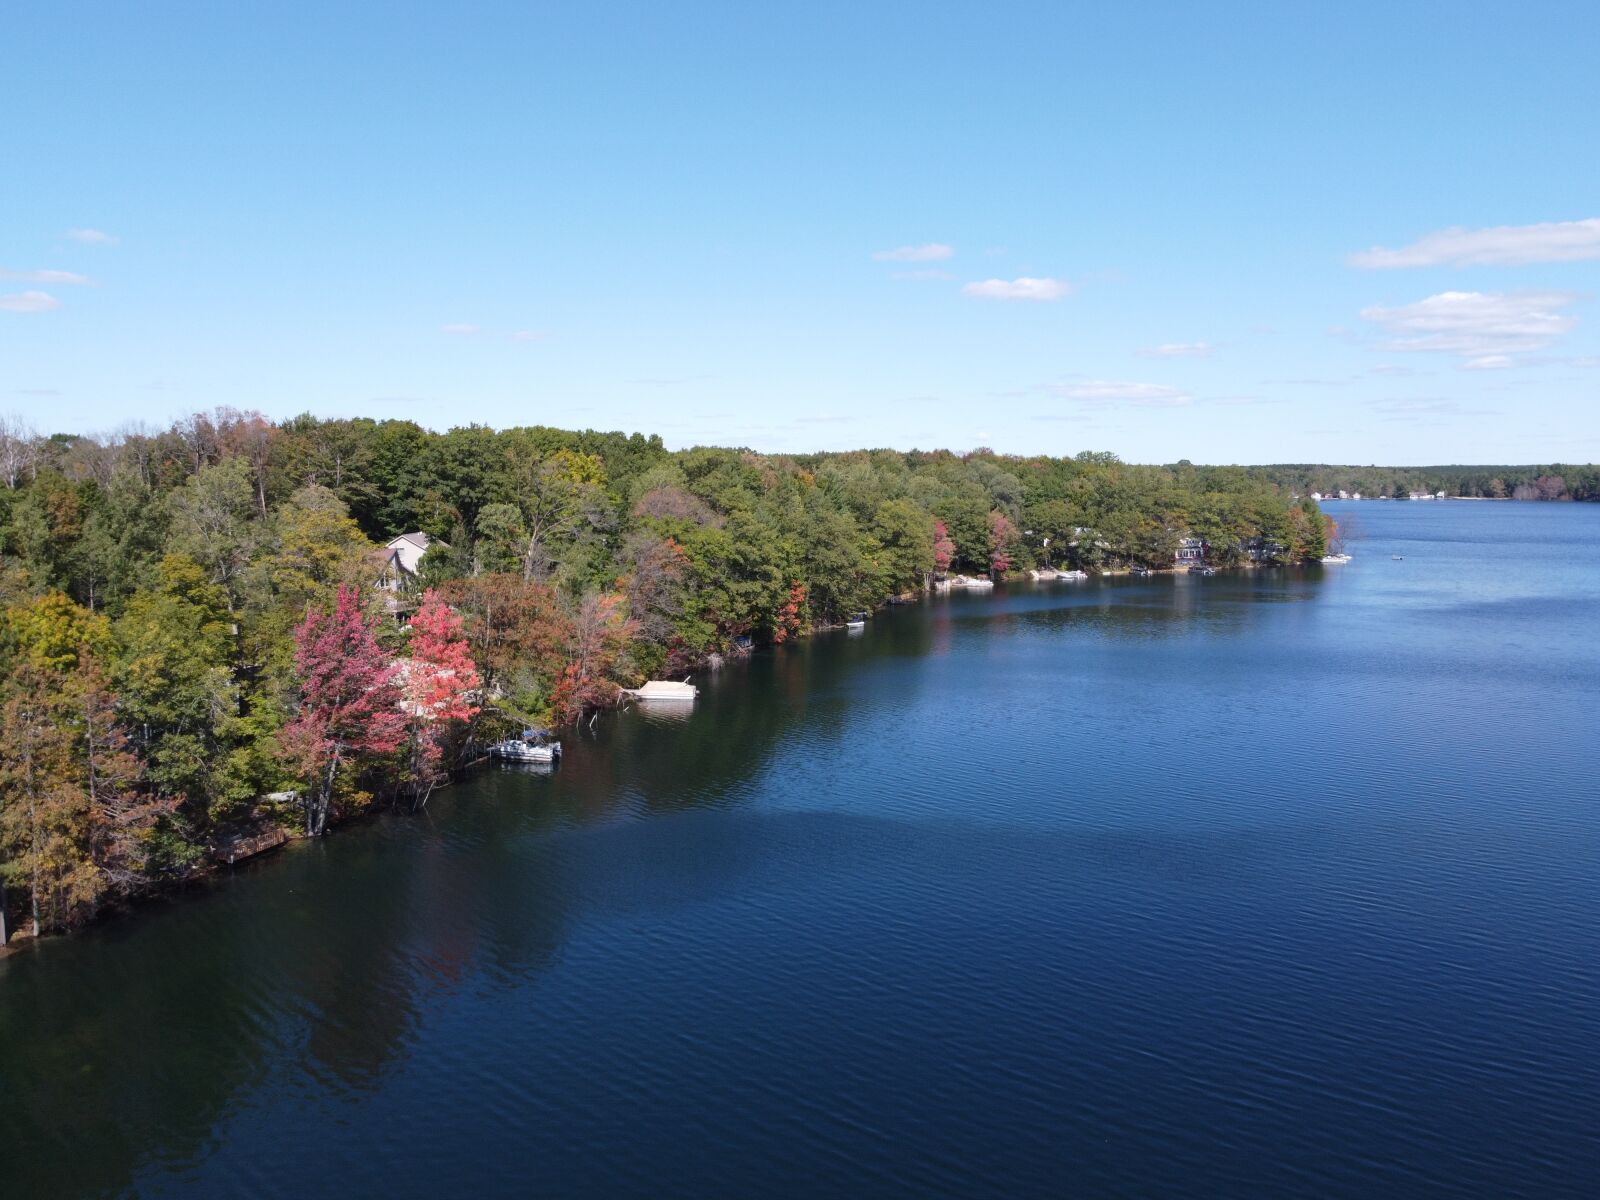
[1175,536,1206,564]
[376,532,439,591]
[1239,536,1286,563]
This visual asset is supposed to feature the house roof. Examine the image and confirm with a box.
[387,531,433,550]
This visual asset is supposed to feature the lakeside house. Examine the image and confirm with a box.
[1239,535,1287,563]
[1175,536,1206,565]
[376,532,438,592]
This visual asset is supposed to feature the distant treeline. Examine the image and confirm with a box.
[1245,464,1600,501]
[0,409,1324,938]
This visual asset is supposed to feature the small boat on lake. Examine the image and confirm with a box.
[490,729,562,763]
[1320,553,1352,564]
[626,679,699,702]
[845,612,867,629]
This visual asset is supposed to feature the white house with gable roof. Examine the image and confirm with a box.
[376,532,439,591]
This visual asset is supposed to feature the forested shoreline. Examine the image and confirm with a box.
[0,409,1329,942]
[1251,463,1600,501]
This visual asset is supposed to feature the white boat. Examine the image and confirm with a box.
[1057,569,1088,580]
[1320,553,1352,564]
[490,731,562,763]
[845,612,867,629]
[627,679,699,702]
[951,575,995,590]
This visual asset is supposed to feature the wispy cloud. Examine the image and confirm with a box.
[0,290,61,313]
[1211,394,1281,406]
[440,323,480,335]
[65,228,118,245]
[963,277,1071,301]
[1051,380,1191,406]
[1463,354,1514,370]
[509,329,549,343]
[1359,290,1578,363]
[0,268,93,285]
[1368,396,1497,420]
[1350,218,1600,268]
[631,374,717,387]
[1136,341,1213,358]
[890,269,955,281]
[872,243,953,262]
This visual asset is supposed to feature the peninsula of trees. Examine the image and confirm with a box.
[0,410,1327,940]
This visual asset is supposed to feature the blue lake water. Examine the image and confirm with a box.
[2,500,1598,1197]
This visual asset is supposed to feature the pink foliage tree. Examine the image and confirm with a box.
[278,585,406,836]
[932,520,955,575]
[401,590,481,804]
[987,510,1018,574]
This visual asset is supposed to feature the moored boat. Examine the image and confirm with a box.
[626,679,699,702]
[490,729,562,763]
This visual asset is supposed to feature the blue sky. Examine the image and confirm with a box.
[3,0,1597,463]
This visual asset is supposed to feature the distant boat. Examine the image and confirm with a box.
[1129,566,1153,577]
[845,612,867,629]
[1320,553,1352,564]
[490,729,561,763]
[1391,555,1404,560]
[1057,569,1088,580]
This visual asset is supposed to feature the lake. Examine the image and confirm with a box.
[2,500,1598,1198]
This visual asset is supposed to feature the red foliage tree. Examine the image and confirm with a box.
[549,592,635,722]
[932,520,955,575]
[773,581,806,644]
[278,585,406,836]
[401,590,482,803]
[987,511,1018,574]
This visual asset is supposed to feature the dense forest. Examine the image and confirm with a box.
[0,409,1325,940]
[1248,463,1600,501]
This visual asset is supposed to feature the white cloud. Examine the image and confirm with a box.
[65,228,118,244]
[963,276,1071,301]
[440,323,480,335]
[1464,355,1514,370]
[872,243,953,262]
[1137,341,1213,358]
[1051,380,1191,406]
[510,329,549,342]
[0,290,61,313]
[1358,290,1578,363]
[0,268,92,285]
[1350,218,1600,268]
